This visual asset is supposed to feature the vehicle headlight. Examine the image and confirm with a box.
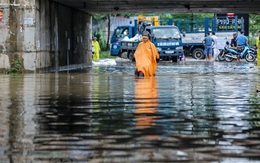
[157,47,162,52]
[113,45,118,49]
[176,46,183,50]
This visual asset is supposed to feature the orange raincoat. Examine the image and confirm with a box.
[134,39,160,77]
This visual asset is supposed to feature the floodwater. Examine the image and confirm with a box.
[1,59,260,163]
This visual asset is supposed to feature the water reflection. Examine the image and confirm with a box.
[0,61,260,162]
[134,77,158,131]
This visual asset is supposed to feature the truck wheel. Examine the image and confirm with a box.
[120,52,128,59]
[128,52,135,62]
[171,56,178,62]
[192,48,205,59]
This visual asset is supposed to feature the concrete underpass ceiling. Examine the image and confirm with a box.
[53,0,260,14]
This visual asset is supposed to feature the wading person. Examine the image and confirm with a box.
[211,32,219,61]
[134,31,160,77]
[202,32,215,62]
[92,37,101,61]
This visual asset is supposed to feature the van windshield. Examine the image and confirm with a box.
[114,27,129,39]
[153,28,181,39]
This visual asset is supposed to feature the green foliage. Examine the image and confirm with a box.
[5,59,23,74]
[92,14,107,24]
[250,14,260,34]
[249,14,260,46]
[249,37,255,46]
[93,31,106,50]
[100,51,116,59]
[92,14,109,50]
[160,13,214,21]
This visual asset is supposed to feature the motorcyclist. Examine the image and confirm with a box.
[235,31,248,57]
[236,30,248,47]
[230,33,237,48]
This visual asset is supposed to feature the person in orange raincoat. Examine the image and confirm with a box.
[134,31,160,77]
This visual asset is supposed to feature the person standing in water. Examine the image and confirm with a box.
[134,31,160,77]
[211,32,220,61]
[256,31,260,65]
[202,32,215,62]
[92,37,101,61]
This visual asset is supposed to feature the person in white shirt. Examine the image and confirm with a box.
[211,32,220,61]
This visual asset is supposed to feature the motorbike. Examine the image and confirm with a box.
[250,46,257,57]
[223,41,256,62]
[217,48,226,61]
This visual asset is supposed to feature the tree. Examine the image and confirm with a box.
[106,14,111,50]
[92,13,118,50]
[92,14,107,50]
[248,14,260,45]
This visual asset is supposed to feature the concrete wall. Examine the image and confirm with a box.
[0,0,12,70]
[0,0,92,73]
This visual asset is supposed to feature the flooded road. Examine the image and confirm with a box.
[1,60,260,163]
